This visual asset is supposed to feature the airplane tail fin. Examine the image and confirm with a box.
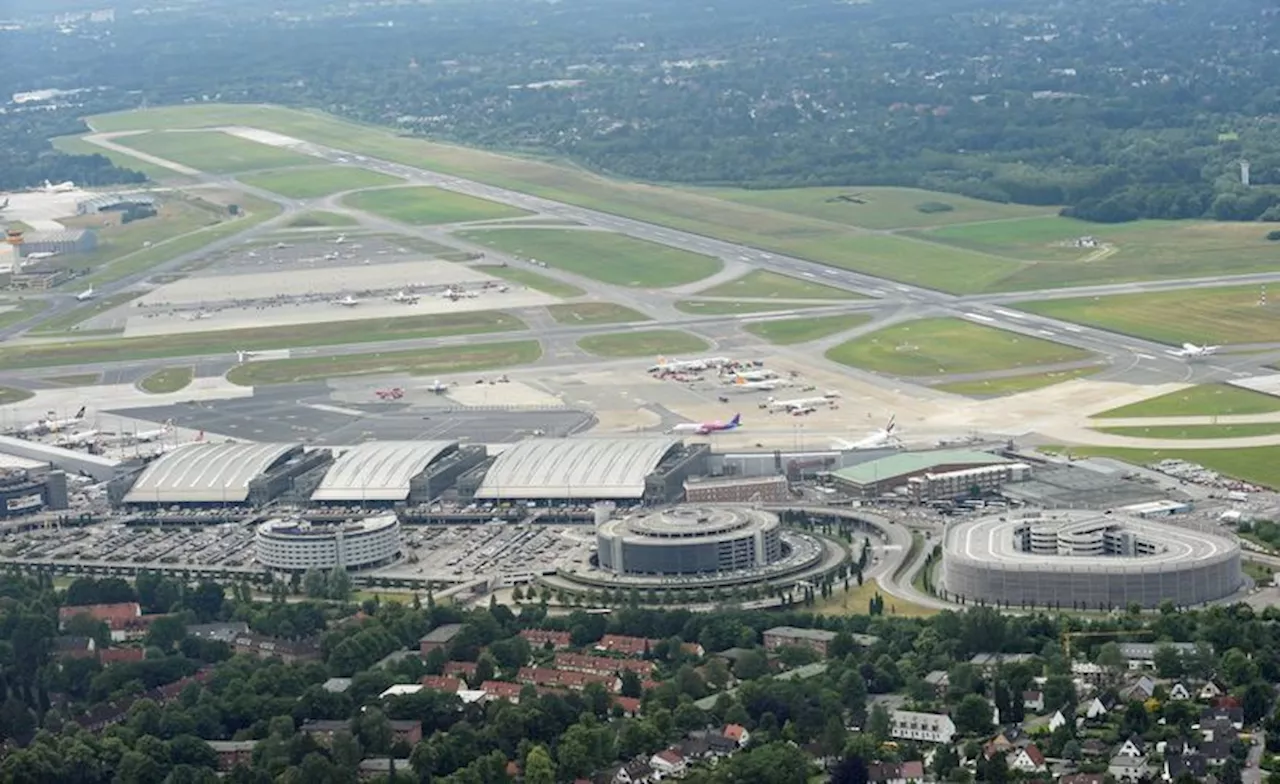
[74,406,85,419]
[729,413,741,427]
[886,414,896,433]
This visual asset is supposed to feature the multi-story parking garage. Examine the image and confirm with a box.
[940,510,1243,609]
[255,514,402,572]
[597,506,783,575]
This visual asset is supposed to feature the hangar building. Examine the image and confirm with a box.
[122,442,330,507]
[460,437,708,503]
[309,441,486,505]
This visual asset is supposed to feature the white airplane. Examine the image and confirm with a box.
[42,180,75,193]
[764,394,838,412]
[389,291,420,304]
[425,379,450,394]
[670,413,742,435]
[128,419,174,443]
[650,357,708,373]
[334,234,347,244]
[832,416,902,451]
[75,287,95,301]
[0,197,8,211]
[54,429,101,447]
[332,295,360,307]
[731,369,778,382]
[21,406,87,434]
[731,376,791,392]
[24,251,58,261]
[235,349,260,363]
[1171,342,1220,358]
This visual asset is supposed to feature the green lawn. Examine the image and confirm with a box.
[1053,446,1280,490]
[31,292,145,334]
[0,311,525,371]
[1017,285,1280,345]
[0,300,50,331]
[812,577,937,618]
[674,300,822,316]
[285,211,359,228]
[577,330,710,357]
[139,366,194,394]
[51,134,193,182]
[546,303,650,325]
[473,265,585,298]
[113,131,317,173]
[696,270,865,300]
[457,229,722,288]
[745,314,872,345]
[935,367,1103,397]
[1096,423,1280,439]
[1094,384,1280,418]
[55,197,227,275]
[43,373,100,386]
[227,340,541,385]
[239,166,403,198]
[0,387,33,405]
[826,317,1094,376]
[344,186,529,225]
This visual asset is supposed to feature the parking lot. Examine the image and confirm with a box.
[403,522,594,584]
[0,521,257,567]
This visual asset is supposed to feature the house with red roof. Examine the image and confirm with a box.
[649,747,686,778]
[1009,744,1046,773]
[480,680,525,704]
[58,603,162,641]
[517,666,620,692]
[613,696,642,717]
[723,724,750,747]
[555,653,655,678]
[521,629,572,650]
[419,675,464,693]
[443,661,478,678]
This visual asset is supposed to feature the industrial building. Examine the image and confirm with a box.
[77,193,159,215]
[825,449,1015,498]
[309,441,486,505]
[999,461,1175,509]
[684,474,790,504]
[940,510,1243,609]
[255,514,402,572]
[463,437,707,503]
[596,506,783,575]
[122,442,330,507]
[12,229,96,259]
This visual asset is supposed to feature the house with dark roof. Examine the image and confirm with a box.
[1201,705,1244,730]
[53,636,95,660]
[419,624,464,655]
[207,740,259,772]
[649,748,686,778]
[232,633,321,664]
[1164,752,1207,781]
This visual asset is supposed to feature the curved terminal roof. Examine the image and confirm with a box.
[124,442,299,504]
[476,437,681,499]
[312,441,457,502]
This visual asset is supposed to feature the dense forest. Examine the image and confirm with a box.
[4,0,1280,221]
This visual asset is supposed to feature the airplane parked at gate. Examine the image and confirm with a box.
[20,406,86,435]
[127,419,174,443]
[732,376,791,392]
[389,291,420,304]
[670,413,742,435]
[1170,342,1220,358]
[831,416,902,451]
[763,393,839,412]
[54,429,101,448]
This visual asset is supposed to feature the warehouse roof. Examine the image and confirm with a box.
[124,442,299,503]
[475,437,681,499]
[830,449,1010,486]
[311,441,456,502]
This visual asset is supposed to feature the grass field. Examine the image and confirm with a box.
[139,366,194,394]
[812,577,936,618]
[344,186,528,225]
[0,300,49,331]
[0,388,33,405]
[935,366,1103,397]
[1094,384,1280,418]
[51,134,193,182]
[285,211,359,228]
[577,330,710,357]
[696,270,864,300]
[1096,423,1280,439]
[0,311,524,371]
[825,317,1094,376]
[31,292,145,334]
[227,340,541,385]
[546,303,650,325]
[457,229,722,288]
[745,313,872,345]
[674,300,821,315]
[56,198,226,274]
[700,186,1052,231]
[1017,286,1280,345]
[43,373,100,386]
[239,166,402,198]
[473,265,585,298]
[114,131,317,173]
[1053,445,1280,490]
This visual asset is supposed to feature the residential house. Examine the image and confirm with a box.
[613,696,642,717]
[1009,744,1046,774]
[649,748,686,779]
[53,636,96,660]
[1117,737,1145,759]
[388,720,423,746]
[762,626,837,657]
[866,761,926,784]
[1108,751,1151,783]
[1121,675,1157,702]
[520,629,572,650]
[1168,682,1191,701]
[598,758,654,784]
[595,635,657,658]
[419,624,464,655]
[968,653,1037,672]
[889,710,955,744]
[1080,739,1109,758]
[1083,697,1110,721]
[678,737,712,763]
[703,733,738,756]
[186,622,249,643]
[322,678,352,693]
[1022,690,1044,713]
[555,653,655,678]
[58,602,157,642]
[1071,661,1105,686]
[1199,737,1232,766]
[1047,710,1067,732]
[420,675,464,693]
[923,670,949,699]
[1059,775,1105,784]
[480,681,525,704]
[1117,642,1198,670]
[232,633,321,664]
[207,740,259,772]
[723,723,750,747]
[1163,753,1207,781]
[443,660,478,679]
[99,647,144,665]
[1198,681,1224,701]
[1201,706,1244,730]
[517,666,619,692]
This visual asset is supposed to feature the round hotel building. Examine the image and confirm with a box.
[255,514,402,572]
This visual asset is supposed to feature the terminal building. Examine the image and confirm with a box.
[255,514,402,572]
[0,465,69,517]
[121,443,330,507]
[684,475,790,504]
[309,441,486,506]
[825,449,1018,499]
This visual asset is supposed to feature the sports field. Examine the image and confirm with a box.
[1053,445,1280,490]
[473,265,585,298]
[825,317,1094,376]
[697,270,862,300]
[344,187,528,225]
[1094,384,1280,418]
[239,166,402,198]
[457,229,722,288]
[227,340,541,385]
[0,311,524,371]
[546,303,650,325]
[1096,423,1280,439]
[577,330,710,358]
[745,314,871,345]
[139,366,194,394]
[934,367,1102,397]
[285,211,359,228]
[674,300,820,315]
[1017,285,1280,345]
[113,131,317,173]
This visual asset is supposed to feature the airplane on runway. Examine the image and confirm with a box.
[763,393,839,412]
[389,291,420,304]
[76,287,95,301]
[375,387,404,400]
[1171,342,1220,358]
[236,349,260,363]
[732,376,791,392]
[831,416,902,451]
[670,413,742,435]
[42,180,75,193]
[334,234,347,244]
[331,295,360,307]
[0,198,8,211]
[425,380,450,394]
[54,429,102,448]
[441,287,477,301]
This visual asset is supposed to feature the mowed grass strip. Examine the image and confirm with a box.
[139,366,194,394]
[0,311,524,371]
[547,303,650,325]
[0,387,33,405]
[239,166,403,198]
[32,292,145,334]
[826,317,1093,376]
[227,340,541,385]
[474,265,585,298]
[52,135,193,182]
[812,577,936,618]
[578,330,710,358]
[286,211,359,228]
[1094,383,1280,418]
[344,186,529,225]
[458,229,721,288]
[0,300,50,331]
[1096,423,1280,439]
[1017,286,1280,346]
[114,131,317,173]
[697,270,864,300]
[746,313,871,345]
[1050,445,1280,490]
[934,366,1102,397]
[674,300,822,315]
